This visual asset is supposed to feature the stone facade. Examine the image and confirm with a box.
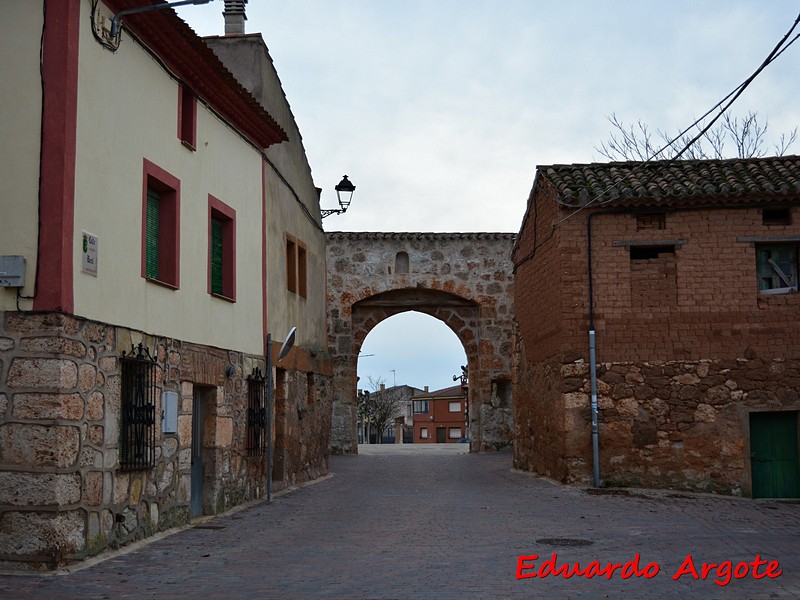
[326,232,515,454]
[513,158,800,496]
[0,311,331,570]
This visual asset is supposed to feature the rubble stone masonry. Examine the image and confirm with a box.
[0,311,331,570]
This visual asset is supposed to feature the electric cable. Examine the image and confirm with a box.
[513,10,800,271]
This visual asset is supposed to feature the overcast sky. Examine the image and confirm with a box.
[178,1,800,391]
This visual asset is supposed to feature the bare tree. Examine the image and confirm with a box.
[596,111,797,161]
[357,376,402,444]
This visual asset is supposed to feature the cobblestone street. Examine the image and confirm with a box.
[1,445,799,599]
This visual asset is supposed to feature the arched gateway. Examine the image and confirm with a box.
[326,232,516,453]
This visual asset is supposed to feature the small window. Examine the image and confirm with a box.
[298,244,307,298]
[449,427,461,439]
[208,196,236,300]
[178,84,197,149]
[420,427,429,439]
[762,208,791,227]
[120,345,157,470]
[757,244,798,294]
[246,368,266,456]
[286,237,297,293]
[142,159,180,288]
[448,401,461,412]
[636,213,666,230]
[630,245,675,260]
[285,235,308,297]
[413,400,429,414]
[395,251,409,274]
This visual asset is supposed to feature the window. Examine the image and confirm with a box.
[448,401,462,412]
[246,368,266,456]
[208,195,236,300]
[630,245,675,260]
[762,208,791,227]
[420,427,429,439]
[286,238,297,293]
[142,159,180,288]
[120,345,157,470]
[449,427,462,439]
[178,84,197,149]
[285,235,307,297]
[636,213,666,230]
[413,400,429,414]
[757,244,798,294]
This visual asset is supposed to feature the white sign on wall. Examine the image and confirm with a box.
[81,231,98,276]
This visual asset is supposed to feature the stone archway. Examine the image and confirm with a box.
[326,232,516,453]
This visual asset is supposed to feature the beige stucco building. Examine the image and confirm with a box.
[0,0,332,570]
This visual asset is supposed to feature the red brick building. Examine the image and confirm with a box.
[412,385,468,443]
[512,156,800,497]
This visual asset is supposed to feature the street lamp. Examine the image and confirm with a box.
[321,175,356,218]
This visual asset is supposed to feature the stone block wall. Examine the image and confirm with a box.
[0,311,332,570]
[326,232,516,454]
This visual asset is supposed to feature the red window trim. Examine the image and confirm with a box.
[177,84,197,150]
[208,195,236,301]
[141,159,180,288]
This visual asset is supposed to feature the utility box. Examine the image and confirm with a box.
[162,391,179,434]
[0,256,25,287]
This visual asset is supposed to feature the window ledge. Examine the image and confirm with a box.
[145,277,179,290]
[211,292,236,303]
[181,139,196,152]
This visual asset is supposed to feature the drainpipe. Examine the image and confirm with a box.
[587,212,601,488]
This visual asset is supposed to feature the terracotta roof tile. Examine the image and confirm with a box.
[540,155,800,209]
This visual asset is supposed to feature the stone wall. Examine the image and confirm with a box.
[326,232,516,453]
[547,356,800,495]
[0,311,331,570]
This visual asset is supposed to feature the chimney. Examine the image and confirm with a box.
[223,0,247,35]
[380,384,386,392]
[424,386,429,393]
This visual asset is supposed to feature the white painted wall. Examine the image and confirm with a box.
[71,1,265,354]
[0,1,43,310]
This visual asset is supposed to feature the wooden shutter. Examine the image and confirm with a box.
[146,190,160,279]
[211,217,224,295]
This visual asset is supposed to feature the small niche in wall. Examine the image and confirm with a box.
[395,251,409,274]
[762,208,791,226]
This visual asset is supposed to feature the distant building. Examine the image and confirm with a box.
[412,385,469,443]
[358,384,423,444]
[513,156,800,497]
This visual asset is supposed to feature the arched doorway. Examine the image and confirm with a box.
[326,231,516,454]
[357,310,469,445]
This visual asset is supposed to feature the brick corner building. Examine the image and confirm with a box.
[512,156,800,497]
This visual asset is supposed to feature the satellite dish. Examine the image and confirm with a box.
[278,327,296,362]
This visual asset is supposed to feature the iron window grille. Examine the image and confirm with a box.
[120,343,158,470]
[247,367,267,456]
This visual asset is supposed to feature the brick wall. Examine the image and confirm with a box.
[513,179,800,493]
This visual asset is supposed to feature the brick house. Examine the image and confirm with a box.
[0,0,331,570]
[512,156,800,497]
[412,385,469,443]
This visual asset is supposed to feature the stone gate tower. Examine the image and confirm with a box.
[326,232,516,453]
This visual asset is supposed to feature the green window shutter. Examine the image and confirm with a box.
[211,218,224,295]
[146,190,160,279]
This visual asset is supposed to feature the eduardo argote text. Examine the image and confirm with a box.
[516,553,782,586]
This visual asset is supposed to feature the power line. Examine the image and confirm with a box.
[514,10,800,271]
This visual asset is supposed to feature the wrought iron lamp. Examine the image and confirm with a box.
[321,175,356,218]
